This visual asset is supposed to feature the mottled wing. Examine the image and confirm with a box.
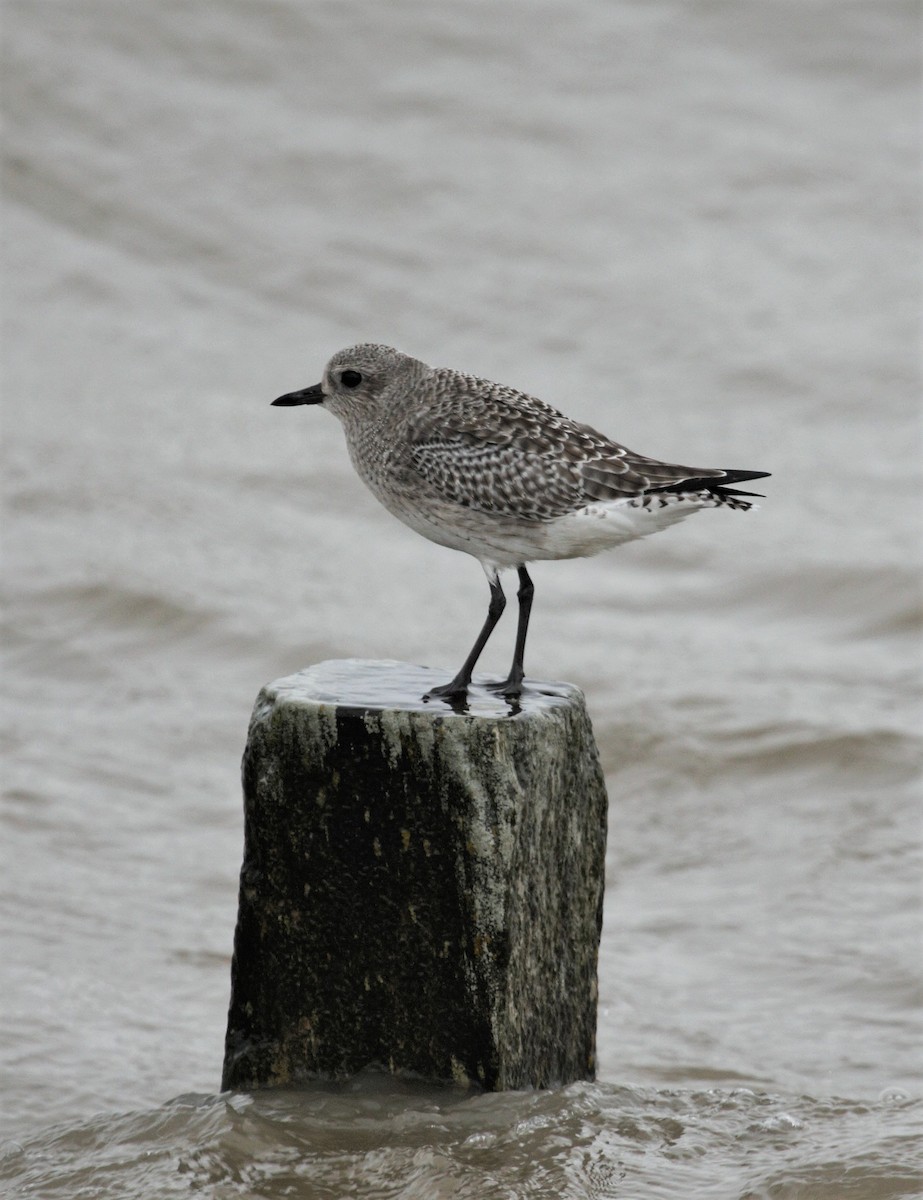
[408,427,585,520]
[406,372,727,520]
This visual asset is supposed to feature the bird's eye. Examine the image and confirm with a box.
[340,369,363,388]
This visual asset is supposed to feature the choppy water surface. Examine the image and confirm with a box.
[2,0,921,1196]
[4,1083,921,1200]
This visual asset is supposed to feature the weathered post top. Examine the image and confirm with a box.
[222,659,608,1093]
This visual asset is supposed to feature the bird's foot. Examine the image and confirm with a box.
[484,676,524,700]
[423,678,470,709]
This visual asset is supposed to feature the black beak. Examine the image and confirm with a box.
[272,382,325,407]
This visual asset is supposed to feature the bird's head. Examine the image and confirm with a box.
[272,344,429,427]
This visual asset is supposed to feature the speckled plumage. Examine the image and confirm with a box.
[273,343,769,700]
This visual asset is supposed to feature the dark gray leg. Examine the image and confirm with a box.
[487,565,534,698]
[425,572,506,701]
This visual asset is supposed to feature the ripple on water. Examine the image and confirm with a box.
[2,1081,920,1200]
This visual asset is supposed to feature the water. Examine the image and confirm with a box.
[3,1084,920,1199]
[2,0,921,1195]
[260,658,582,715]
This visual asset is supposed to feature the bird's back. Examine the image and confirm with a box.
[397,367,764,524]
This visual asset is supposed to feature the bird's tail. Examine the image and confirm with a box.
[649,469,771,500]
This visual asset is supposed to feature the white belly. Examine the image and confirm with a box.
[379,487,715,570]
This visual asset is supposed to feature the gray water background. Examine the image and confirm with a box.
[2,1,921,1195]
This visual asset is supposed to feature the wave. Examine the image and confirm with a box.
[2,1081,919,1200]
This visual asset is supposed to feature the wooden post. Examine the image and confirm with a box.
[222,660,608,1092]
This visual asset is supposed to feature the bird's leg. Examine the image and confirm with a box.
[424,572,506,701]
[486,565,534,698]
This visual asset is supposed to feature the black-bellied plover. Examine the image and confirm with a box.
[273,344,769,702]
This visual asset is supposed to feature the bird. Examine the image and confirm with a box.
[273,344,769,703]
